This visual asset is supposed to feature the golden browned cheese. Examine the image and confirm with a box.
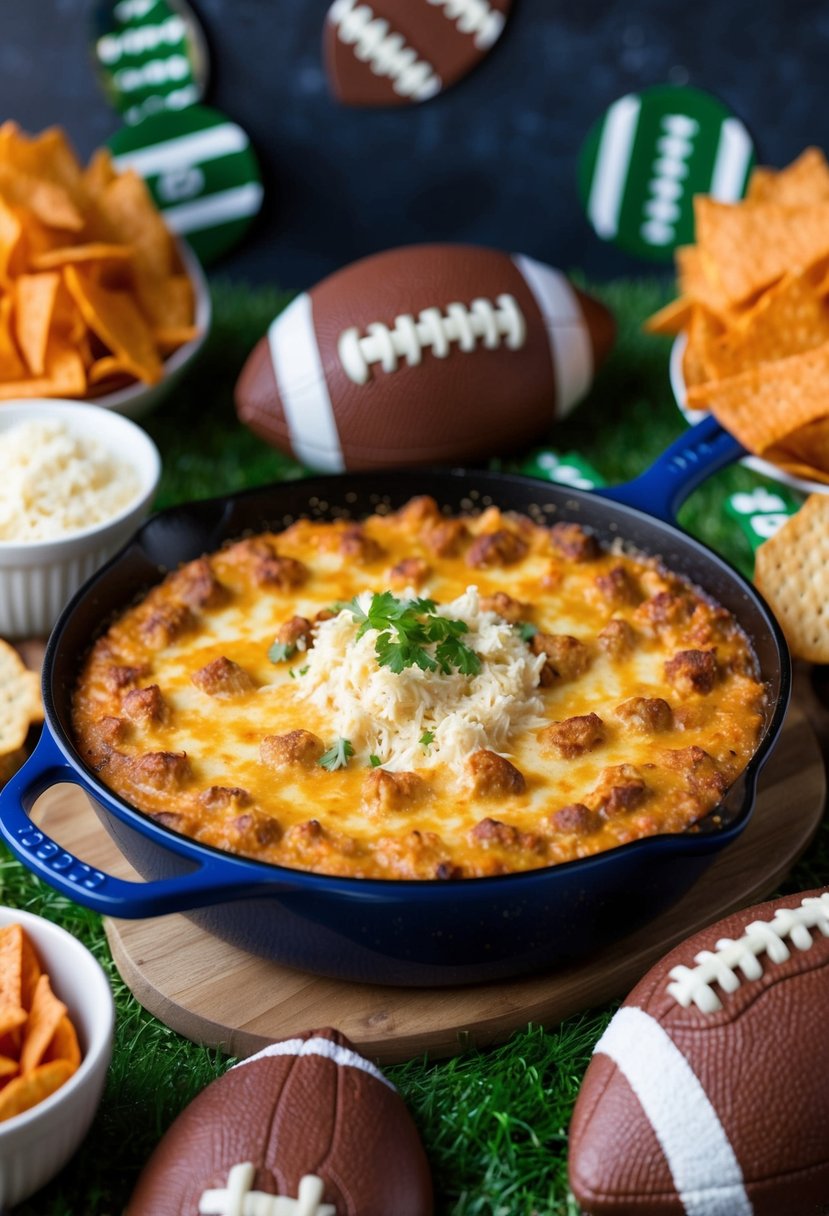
[71,498,767,880]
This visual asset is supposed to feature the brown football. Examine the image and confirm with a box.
[569,887,829,1216]
[234,243,615,472]
[127,1027,433,1215]
[323,0,513,106]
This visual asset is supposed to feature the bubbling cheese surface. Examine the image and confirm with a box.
[0,418,139,542]
[300,587,547,773]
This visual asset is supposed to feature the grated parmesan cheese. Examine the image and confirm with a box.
[0,419,140,542]
[298,586,547,772]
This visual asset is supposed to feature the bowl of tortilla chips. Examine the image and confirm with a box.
[647,146,829,492]
[0,122,210,419]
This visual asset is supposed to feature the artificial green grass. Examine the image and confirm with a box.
[4,275,826,1215]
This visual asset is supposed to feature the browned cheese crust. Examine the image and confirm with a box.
[71,497,767,880]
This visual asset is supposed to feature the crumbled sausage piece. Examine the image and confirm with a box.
[223,537,309,590]
[470,816,520,847]
[260,730,325,769]
[591,764,648,817]
[597,618,635,657]
[435,861,463,880]
[140,602,195,649]
[84,715,127,762]
[315,608,336,623]
[229,810,282,848]
[550,803,599,835]
[123,750,192,793]
[548,522,599,561]
[388,556,431,590]
[660,746,726,800]
[169,558,227,610]
[103,663,150,693]
[199,785,253,812]
[396,495,440,527]
[423,518,468,557]
[479,591,532,623]
[531,633,590,685]
[361,769,427,816]
[635,591,695,634]
[465,749,526,796]
[541,712,605,758]
[339,524,385,562]
[221,537,274,568]
[664,649,717,695]
[286,818,324,846]
[191,656,256,698]
[373,828,449,879]
[466,529,528,569]
[151,811,188,833]
[275,615,313,650]
[121,685,167,726]
[614,696,673,733]
[594,565,641,606]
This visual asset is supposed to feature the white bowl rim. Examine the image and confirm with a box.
[0,906,114,1137]
[0,399,161,554]
[669,333,829,497]
[88,237,211,412]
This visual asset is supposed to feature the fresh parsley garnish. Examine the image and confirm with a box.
[515,621,538,642]
[339,593,481,677]
[268,640,296,663]
[298,665,309,675]
[419,730,435,749]
[369,754,382,768]
[318,738,354,771]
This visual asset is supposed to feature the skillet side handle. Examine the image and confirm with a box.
[0,730,287,918]
[596,415,745,525]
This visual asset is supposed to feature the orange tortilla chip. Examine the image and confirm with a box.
[643,296,695,336]
[43,1015,81,1071]
[0,296,26,380]
[0,926,23,1012]
[153,324,200,354]
[19,934,40,1014]
[694,196,829,305]
[92,171,174,280]
[14,271,60,374]
[0,1056,17,1080]
[20,973,67,1075]
[31,243,132,272]
[88,355,127,385]
[64,265,162,384]
[0,1059,74,1122]
[746,147,829,205]
[0,198,21,286]
[0,340,86,399]
[83,147,116,197]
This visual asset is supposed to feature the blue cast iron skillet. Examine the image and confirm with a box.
[0,416,791,986]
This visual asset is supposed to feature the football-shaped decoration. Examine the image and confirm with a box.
[323,0,512,106]
[234,243,615,472]
[578,84,756,261]
[127,1027,433,1215]
[569,888,829,1215]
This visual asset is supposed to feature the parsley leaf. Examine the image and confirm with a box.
[318,738,354,771]
[298,665,309,676]
[419,730,435,748]
[515,621,538,643]
[339,592,481,677]
[369,754,382,768]
[268,640,296,663]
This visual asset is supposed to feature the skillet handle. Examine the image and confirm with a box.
[0,729,288,918]
[596,415,745,524]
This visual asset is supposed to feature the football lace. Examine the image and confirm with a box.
[666,893,829,1013]
[338,294,527,384]
[426,0,507,50]
[199,1163,335,1216]
[328,0,441,101]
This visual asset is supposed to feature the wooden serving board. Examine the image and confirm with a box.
[28,697,826,1065]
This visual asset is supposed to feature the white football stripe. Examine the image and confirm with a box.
[267,295,346,472]
[595,1006,753,1216]
[710,118,753,202]
[587,93,642,239]
[512,254,593,417]
[112,123,249,177]
[233,1035,395,1091]
[161,183,264,234]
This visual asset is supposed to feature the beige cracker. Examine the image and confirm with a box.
[755,494,829,663]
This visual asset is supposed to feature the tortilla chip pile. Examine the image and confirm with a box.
[0,923,82,1121]
[646,147,829,485]
[0,122,198,399]
[0,641,42,787]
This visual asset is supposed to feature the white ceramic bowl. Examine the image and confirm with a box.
[670,333,828,497]
[86,239,211,420]
[0,400,161,637]
[0,906,114,1209]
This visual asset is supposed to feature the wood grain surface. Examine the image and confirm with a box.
[27,695,826,1065]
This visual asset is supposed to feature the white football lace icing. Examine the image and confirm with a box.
[328,0,441,101]
[338,294,526,384]
[199,1164,335,1216]
[425,0,506,49]
[232,1034,396,1092]
[667,893,829,1014]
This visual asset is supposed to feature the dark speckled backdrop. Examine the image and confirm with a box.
[3,1,828,288]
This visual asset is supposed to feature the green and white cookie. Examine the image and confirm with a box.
[108,104,264,264]
[92,0,209,125]
[578,84,756,261]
